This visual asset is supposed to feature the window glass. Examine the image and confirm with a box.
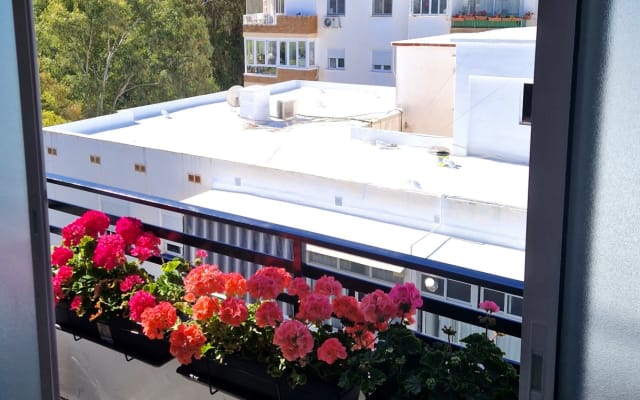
[289,42,296,66]
[297,41,306,67]
[309,42,315,66]
[421,274,445,296]
[328,0,345,15]
[509,295,523,317]
[256,40,265,64]
[267,41,277,65]
[279,41,286,65]
[373,0,392,15]
[522,83,533,123]
[447,279,471,302]
[483,288,506,311]
[340,259,369,275]
[246,40,254,65]
[371,268,404,284]
[308,251,339,268]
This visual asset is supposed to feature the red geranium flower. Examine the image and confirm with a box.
[218,297,248,327]
[169,323,207,365]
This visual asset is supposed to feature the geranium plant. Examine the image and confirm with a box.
[51,210,161,320]
[133,259,424,390]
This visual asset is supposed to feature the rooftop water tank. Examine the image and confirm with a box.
[239,86,271,122]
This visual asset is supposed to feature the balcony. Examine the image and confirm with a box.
[451,15,529,32]
[243,14,318,35]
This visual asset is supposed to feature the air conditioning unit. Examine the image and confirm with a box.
[277,99,297,120]
[323,16,341,28]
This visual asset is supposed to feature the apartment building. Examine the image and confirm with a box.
[242,0,537,86]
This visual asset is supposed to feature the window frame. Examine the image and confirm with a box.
[327,0,345,16]
[372,0,393,16]
[412,0,447,15]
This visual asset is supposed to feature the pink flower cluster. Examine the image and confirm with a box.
[169,323,207,364]
[141,301,177,340]
[183,264,226,299]
[247,267,292,300]
[61,210,110,246]
[128,290,156,322]
[273,320,314,361]
[479,300,500,313]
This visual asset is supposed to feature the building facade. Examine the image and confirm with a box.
[242,0,538,86]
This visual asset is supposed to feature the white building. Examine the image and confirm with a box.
[242,0,538,86]
[393,26,535,163]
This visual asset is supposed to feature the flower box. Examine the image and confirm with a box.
[176,354,360,400]
[55,302,173,366]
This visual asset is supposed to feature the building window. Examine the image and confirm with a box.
[522,83,533,124]
[275,0,284,14]
[328,48,345,70]
[134,163,146,173]
[372,49,392,72]
[328,0,345,15]
[47,147,57,156]
[446,279,472,303]
[188,174,201,184]
[412,0,447,15]
[247,39,315,74]
[89,155,101,164]
[373,0,392,15]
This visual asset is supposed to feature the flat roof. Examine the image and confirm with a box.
[182,189,525,281]
[392,26,537,46]
[47,80,528,280]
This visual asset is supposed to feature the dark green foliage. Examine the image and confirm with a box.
[340,326,519,400]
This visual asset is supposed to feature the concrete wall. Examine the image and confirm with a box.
[407,14,451,39]
[452,38,535,156]
[467,76,531,163]
[395,44,456,136]
[316,0,410,87]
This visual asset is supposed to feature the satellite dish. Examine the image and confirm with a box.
[324,17,332,27]
[226,85,243,107]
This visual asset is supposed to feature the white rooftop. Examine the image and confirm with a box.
[46,80,528,281]
[392,26,537,46]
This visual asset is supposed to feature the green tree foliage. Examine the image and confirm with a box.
[36,0,217,118]
[40,71,83,125]
[198,0,245,90]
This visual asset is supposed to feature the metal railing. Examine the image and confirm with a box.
[47,173,523,339]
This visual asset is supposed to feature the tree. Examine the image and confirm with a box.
[39,71,83,125]
[198,0,245,90]
[36,0,217,118]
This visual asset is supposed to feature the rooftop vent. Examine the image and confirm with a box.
[226,85,243,107]
[239,86,270,122]
[276,99,297,120]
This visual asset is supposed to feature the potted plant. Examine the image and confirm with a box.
[51,210,174,365]
[342,300,519,399]
[132,259,426,399]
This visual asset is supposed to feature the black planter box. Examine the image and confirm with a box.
[55,303,173,366]
[176,355,360,400]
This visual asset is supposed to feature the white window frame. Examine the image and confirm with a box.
[371,49,392,73]
[372,0,393,15]
[328,0,345,16]
[246,38,316,74]
[327,48,346,70]
[412,0,447,15]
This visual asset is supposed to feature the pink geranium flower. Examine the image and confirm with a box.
[479,300,500,313]
[120,275,145,292]
[92,234,126,270]
[297,293,332,322]
[218,297,248,327]
[314,275,343,297]
[317,338,347,365]
[115,216,143,246]
[183,264,226,297]
[255,301,283,328]
[51,246,74,267]
[130,232,161,262]
[169,323,207,365]
[273,320,314,361]
[129,290,156,322]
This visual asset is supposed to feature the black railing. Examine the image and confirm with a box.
[47,173,523,339]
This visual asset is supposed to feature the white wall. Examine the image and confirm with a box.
[316,0,410,86]
[395,44,456,136]
[467,76,531,163]
[407,15,451,39]
[452,38,535,157]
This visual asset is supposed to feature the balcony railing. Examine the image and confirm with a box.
[47,173,523,346]
[243,13,275,25]
[451,16,526,29]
